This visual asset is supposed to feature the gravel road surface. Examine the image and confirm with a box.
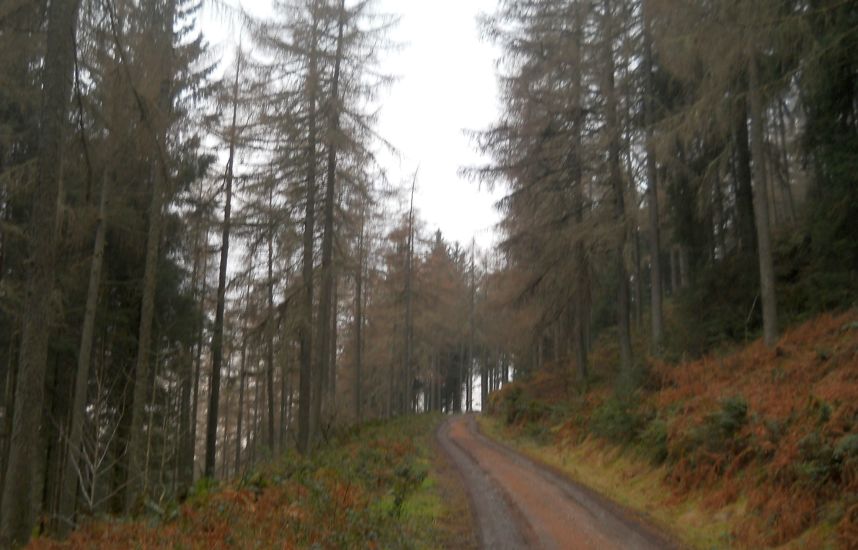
[436,415,681,550]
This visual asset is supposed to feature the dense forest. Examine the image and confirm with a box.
[0,0,856,547]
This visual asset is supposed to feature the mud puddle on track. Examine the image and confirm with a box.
[437,415,681,550]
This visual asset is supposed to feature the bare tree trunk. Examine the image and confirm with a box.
[0,0,79,541]
[57,172,109,532]
[205,54,241,477]
[251,371,260,466]
[570,2,590,380]
[177,344,193,493]
[669,246,679,294]
[633,228,643,328]
[143,351,163,500]
[220,359,231,479]
[190,232,208,479]
[126,0,175,511]
[642,0,664,352]
[602,0,633,375]
[279,306,291,451]
[314,0,345,436]
[178,180,207,493]
[403,175,416,414]
[329,273,338,407]
[734,96,758,255]
[0,336,18,499]
[235,334,247,475]
[748,52,778,347]
[297,9,320,455]
[713,166,727,257]
[775,100,796,222]
[265,218,276,452]
[467,244,475,412]
[354,221,364,424]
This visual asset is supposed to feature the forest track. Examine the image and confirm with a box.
[437,415,682,550]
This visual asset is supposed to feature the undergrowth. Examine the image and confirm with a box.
[29,414,461,549]
[486,310,858,548]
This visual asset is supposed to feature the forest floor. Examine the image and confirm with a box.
[437,415,679,549]
[29,414,477,549]
[483,310,858,549]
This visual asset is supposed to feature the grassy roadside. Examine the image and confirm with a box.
[478,414,847,549]
[477,414,735,549]
[481,311,857,549]
[30,414,474,549]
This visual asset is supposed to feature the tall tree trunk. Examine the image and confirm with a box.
[0,0,79,542]
[748,52,779,347]
[643,2,663,351]
[126,0,174,511]
[734,96,758,255]
[329,273,338,406]
[403,175,416,414]
[178,182,204,494]
[713,166,727,257]
[265,216,276,451]
[279,306,291,451]
[354,220,364,424]
[57,172,109,532]
[297,8,320,454]
[570,2,590,380]
[314,0,345,437]
[602,0,633,375]
[205,54,241,477]
[190,228,209,476]
[466,244,475,412]
[775,100,796,222]
[144,351,163,493]
[251,371,260,466]
[235,333,247,475]
[669,246,679,294]
[0,336,18,499]
[220,359,231,479]
[177,344,193,493]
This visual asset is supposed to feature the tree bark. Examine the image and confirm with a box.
[642,2,664,352]
[205,53,241,477]
[748,52,779,347]
[403,175,416,414]
[297,7,320,454]
[0,0,79,542]
[126,0,174,511]
[190,231,208,481]
[190,227,209,478]
[235,328,247,475]
[314,0,345,436]
[265,213,276,451]
[602,0,633,374]
[734,96,758,255]
[354,219,364,424]
[57,171,109,532]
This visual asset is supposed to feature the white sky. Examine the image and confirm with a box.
[202,0,505,250]
[374,0,504,250]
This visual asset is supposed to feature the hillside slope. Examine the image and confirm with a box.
[28,415,475,549]
[486,311,858,548]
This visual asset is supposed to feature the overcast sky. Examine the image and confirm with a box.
[202,0,504,250]
[374,0,504,250]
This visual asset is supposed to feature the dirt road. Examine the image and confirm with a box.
[437,416,680,550]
